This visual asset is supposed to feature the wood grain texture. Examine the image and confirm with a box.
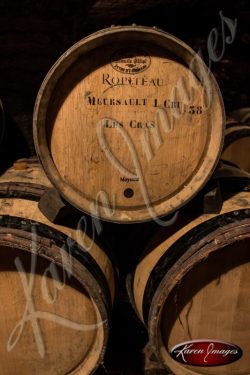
[132,188,250,322]
[0,159,116,375]
[0,0,249,157]
[161,238,250,375]
[34,25,225,223]
[131,174,250,374]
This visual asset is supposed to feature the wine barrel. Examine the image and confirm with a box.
[130,174,250,374]
[222,122,250,173]
[33,25,225,223]
[0,158,116,375]
[230,107,250,123]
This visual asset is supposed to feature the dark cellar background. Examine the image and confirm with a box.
[0,0,249,374]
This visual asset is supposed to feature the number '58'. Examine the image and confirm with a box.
[189,105,203,114]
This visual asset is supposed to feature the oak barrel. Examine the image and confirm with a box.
[130,173,250,374]
[0,158,116,375]
[230,107,250,124]
[33,25,225,223]
[222,121,250,173]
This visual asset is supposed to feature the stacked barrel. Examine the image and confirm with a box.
[0,158,116,375]
[222,108,250,173]
[33,25,224,223]
[0,25,249,374]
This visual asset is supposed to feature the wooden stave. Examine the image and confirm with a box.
[130,177,250,374]
[149,218,250,375]
[0,225,107,375]
[33,25,225,223]
[0,160,116,375]
[223,124,250,149]
[0,158,116,302]
[131,181,250,323]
